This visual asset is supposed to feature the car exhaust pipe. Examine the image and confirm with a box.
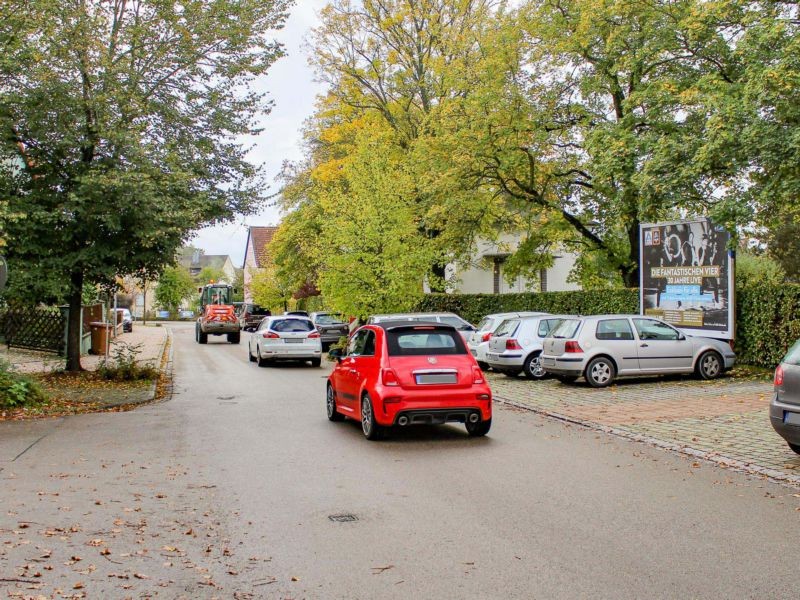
[398,415,409,426]
[468,413,480,423]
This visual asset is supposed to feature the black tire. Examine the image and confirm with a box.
[788,442,800,455]
[198,329,208,345]
[523,352,546,380]
[503,370,522,378]
[327,385,344,422]
[257,347,269,367]
[248,344,257,362]
[696,350,723,380]
[585,356,615,388]
[310,357,322,367]
[466,417,491,437]
[477,361,489,371]
[554,375,578,384]
[361,393,385,441]
[228,332,241,344]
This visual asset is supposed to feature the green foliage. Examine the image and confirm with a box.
[195,266,228,286]
[98,343,158,382]
[155,267,196,314]
[0,359,46,409]
[735,251,785,288]
[735,284,800,369]
[251,264,292,314]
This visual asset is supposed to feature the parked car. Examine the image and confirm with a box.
[367,313,476,339]
[114,308,133,332]
[770,340,800,455]
[310,312,349,349]
[285,310,310,317]
[247,315,322,367]
[327,320,492,440]
[178,309,195,320]
[468,312,549,369]
[541,315,736,387]
[485,314,573,379]
[239,303,271,331]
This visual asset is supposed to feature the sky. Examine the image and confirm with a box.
[190,1,329,267]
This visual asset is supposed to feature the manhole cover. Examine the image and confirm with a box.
[328,514,358,522]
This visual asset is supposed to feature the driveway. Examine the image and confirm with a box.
[488,372,800,485]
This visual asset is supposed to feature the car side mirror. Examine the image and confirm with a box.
[678,333,686,341]
[329,348,344,361]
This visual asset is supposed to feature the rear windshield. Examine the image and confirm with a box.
[476,317,492,332]
[270,318,314,333]
[438,315,470,330]
[316,314,346,325]
[493,319,519,338]
[386,328,467,356]
[550,319,581,338]
[784,340,800,366]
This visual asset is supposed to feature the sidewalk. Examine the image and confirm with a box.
[488,373,800,487]
[0,323,168,374]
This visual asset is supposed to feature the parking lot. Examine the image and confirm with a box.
[488,372,800,486]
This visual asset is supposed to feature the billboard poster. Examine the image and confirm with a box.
[639,218,734,340]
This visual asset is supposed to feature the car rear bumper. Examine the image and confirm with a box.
[485,352,524,369]
[373,387,492,426]
[320,332,348,344]
[770,394,800,444]
[259,344,322,360]
[468,342,489,363]
[201,321,239,334]
[541,355,585,376]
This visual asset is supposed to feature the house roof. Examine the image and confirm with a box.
[244,226,279,268]
[177,249,232,272]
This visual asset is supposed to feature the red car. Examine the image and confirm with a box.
[326,320,493,440]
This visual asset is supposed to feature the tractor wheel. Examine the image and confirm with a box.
[228,332,241,344]
[198,327,208,345]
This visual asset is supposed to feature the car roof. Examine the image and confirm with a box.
[368,319,456,331]
[575,314,648,320]
[486,311,549,319]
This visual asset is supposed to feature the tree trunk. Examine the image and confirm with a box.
[623,221,641,288]
[65,269,84,372]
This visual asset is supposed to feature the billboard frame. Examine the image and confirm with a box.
[639,218,735,341]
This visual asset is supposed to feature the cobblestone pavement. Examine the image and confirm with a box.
[488,372,800,486]
[0,323,168,373]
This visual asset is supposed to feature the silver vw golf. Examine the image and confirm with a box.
[541,315,736,387]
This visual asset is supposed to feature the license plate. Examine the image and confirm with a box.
[784,411,800,426]
[543,357,555,366]
[415,373,457,385]
[284,338,303,344]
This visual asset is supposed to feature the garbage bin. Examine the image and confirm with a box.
[89,322,112,355]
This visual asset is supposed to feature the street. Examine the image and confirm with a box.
[2,322,800,599]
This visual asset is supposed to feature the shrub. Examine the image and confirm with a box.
[98,343,159,381]
[0,359,46,409]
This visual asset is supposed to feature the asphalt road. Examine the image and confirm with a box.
[2,322,800,599]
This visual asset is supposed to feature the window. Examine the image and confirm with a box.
[386,328,467,356]
[784,340,800,366]
[550,319,581,339]
[315,314,346,325]
[596,319,634,341]
[632,319,680,341]
[476,317,493,332]
[438,315,472,330]
[493,319,519,338]
[538,318,562,338]
[270,318,314,333]
[348,330,375,356]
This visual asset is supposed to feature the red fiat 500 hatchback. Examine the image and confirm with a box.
[326,321,493,440]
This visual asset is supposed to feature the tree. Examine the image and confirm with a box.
[250,264,292,314]
[0,0,290,370]
[195,266,228,286]
[155,266,195,314]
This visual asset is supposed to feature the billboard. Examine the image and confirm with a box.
[639,218,734,340]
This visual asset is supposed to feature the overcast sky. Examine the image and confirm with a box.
[190,1,329,267]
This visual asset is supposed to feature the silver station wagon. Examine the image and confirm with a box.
[541,315,736,387]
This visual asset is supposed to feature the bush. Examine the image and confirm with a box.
[0,359,46,409]
[98,343,159,381]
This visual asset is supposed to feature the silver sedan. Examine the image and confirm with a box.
[541,315,735,387]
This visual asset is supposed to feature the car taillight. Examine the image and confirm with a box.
[775,365,784,386]
[506,339,522,350]
[262,332,280,339]
[481,332,492,342]
[472,366,485,384]
[381,368,400,387]
[308,331,320,338]
[564,341,583,353]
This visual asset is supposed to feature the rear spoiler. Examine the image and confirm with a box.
[383,322,456,333]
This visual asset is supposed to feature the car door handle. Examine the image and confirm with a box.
[640,343,649,347]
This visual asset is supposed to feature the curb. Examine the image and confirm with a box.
[495,394,800,490]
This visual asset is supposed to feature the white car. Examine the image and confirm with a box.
[485,314,576,379]
[467,312,549,369]
[248,315,322,367]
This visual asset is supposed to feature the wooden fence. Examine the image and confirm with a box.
[1,306,66,354]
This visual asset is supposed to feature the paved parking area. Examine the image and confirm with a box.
[488,373,800,486]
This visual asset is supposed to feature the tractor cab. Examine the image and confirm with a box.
[199,284,233,307]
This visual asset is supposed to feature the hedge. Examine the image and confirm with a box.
[416,284,800,369]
